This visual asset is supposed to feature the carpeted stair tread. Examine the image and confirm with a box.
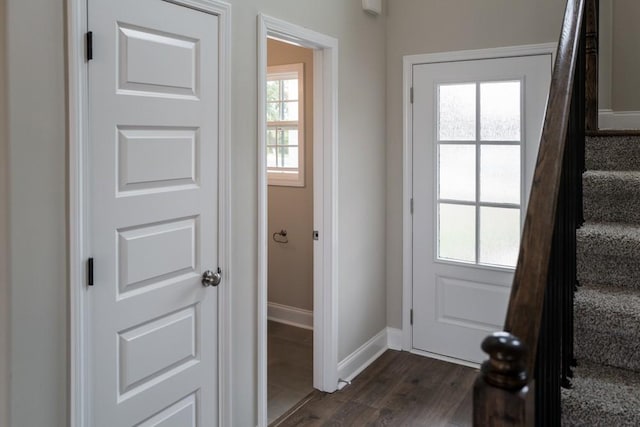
[574,285,640,371]
[562,361,640,426]
[577,222,640,290]
[583,170,640,224]
[586,135,640,171]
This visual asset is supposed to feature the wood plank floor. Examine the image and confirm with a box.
[271,350,477,427]
[268,321,314,424]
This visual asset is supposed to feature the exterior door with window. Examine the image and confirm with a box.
[412,54,551,364]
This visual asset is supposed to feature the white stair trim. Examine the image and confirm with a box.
[599,109,640,130]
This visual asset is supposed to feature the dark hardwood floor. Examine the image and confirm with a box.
[270,350,477,427]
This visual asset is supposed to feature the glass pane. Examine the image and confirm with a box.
[480,207,520,268]
[438,203,476,263]
[267,102,280,122]
[267,128,277,146]
[439,83,476,141]
[280,128,299,146]
[439,144,476,201]
[281,101,299,121]
[480,145,521,204]
[267,81,280,102]
[282,79,299,100]
[279,147,299,169]
[480,81,521,141]
[267,146,277,168]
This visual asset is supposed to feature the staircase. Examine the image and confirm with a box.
[562,134,640,426]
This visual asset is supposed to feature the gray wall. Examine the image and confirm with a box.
[385,0,567,329]
[611,0,640,111]
[0,0,10,424]
[5,1,387,426]
[267,39,314,312]
[599,0,613,109]
[598,0,640,112]
[7,0,68,426]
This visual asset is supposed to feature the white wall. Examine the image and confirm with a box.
[5,1,387,426]
[7,0,68,426]
[0,0,10,424]
[385,0,567,329]
[267,39,314,312]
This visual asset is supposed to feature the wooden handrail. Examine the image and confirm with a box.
[504,0,585,377]
[474,1,588,425]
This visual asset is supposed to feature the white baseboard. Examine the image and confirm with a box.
[337,328,388,383]
[599,109,640,129]
[386,327,403,351]
[267,302,313,330]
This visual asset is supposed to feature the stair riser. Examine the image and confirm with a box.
[562,411,640,427]
[587,136,640,171]
[574,327,640,372]
[577,254,640,291]
[583,177,640,224]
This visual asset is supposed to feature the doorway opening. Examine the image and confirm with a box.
[265,38,315,424]
[257,14,339,427]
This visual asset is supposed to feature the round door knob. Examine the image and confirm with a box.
[202,269,222,287]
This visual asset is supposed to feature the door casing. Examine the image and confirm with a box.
[401,43,557,360]
[257,14,340,427]
[66,1,232,425]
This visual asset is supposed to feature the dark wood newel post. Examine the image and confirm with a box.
[473,332,533,427]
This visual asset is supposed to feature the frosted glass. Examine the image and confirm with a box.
[480,145,521,204]
[439,84,476,141]
[282,79,299,100]
[439,145,476,201]
[279,147,299,168]
[438,204,476,263]
[480,207,520,267]
[480,81,521,141]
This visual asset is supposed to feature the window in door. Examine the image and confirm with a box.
[437,80,522,268]
[267,63,305,186]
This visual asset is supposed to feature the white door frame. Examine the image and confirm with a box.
[66,1,232,426]
[257,14,339,427]
[401,43,557,353]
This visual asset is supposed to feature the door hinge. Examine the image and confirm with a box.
[88,257,94,286]
[410,87,414,104]
[410,198,414,215]
[410,309,413,325]
[86,31,94,61]
[313,230,319,241]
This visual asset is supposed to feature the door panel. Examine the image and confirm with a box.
[89,1,219,425]
[412,54,551,364]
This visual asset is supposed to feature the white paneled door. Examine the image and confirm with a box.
[412,54,551,364]
[88,0,220,425]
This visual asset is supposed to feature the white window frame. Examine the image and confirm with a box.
[267,63,305,187]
